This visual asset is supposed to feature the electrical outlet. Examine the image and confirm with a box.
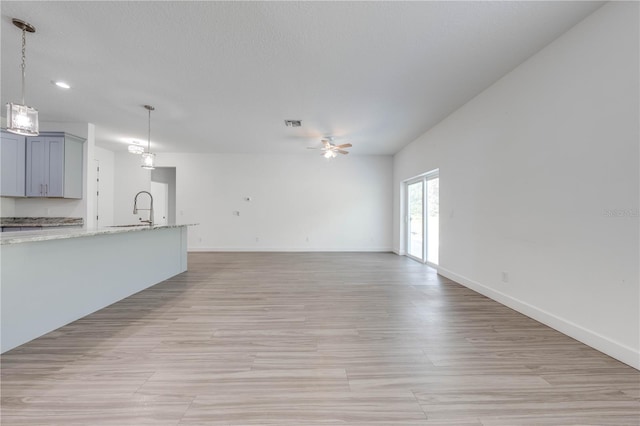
[501,272,509,283]
[305,237,310,243]
[255,237,259,242]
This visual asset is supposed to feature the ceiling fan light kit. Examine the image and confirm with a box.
[314,137,352,159]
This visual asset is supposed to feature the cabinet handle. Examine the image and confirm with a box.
[45,184,48,195]
[40,184,43,195]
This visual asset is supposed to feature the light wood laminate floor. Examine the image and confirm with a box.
[2,252,639,425]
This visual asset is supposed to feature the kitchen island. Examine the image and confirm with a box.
[0,224,194,353]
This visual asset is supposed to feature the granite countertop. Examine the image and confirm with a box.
[0,223,197,245]
[0,217,84,227]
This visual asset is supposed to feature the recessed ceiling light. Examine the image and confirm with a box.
[53,81,71,89]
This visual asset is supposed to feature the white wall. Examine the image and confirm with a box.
[14,196,84,220]
[117,153,393,251]
[113,151,152,225]
[0,197,16,217]
[393,2,639,368]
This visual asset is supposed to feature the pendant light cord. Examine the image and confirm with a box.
[147,107,151,153]
[144,105,155,153]
[21,28,26,105]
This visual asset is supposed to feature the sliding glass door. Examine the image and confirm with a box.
[405,171,439,265]
[407,180,424,260]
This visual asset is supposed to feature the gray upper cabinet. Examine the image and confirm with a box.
[25,135,50,197]
[25,132,84,199]
[0,130,26,197]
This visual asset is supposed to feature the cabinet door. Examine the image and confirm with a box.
[46,137,65,197]
[26,137,49,197]
[0,131,26,197]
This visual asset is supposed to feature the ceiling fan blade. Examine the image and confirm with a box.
[336,149,349,155]
[335,143,352,149]
[307,147,319,150]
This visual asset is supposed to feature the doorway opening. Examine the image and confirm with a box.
[150,167,176,226]
[404,170,439,266]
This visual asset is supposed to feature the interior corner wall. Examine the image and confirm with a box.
[151,152,393,252]
[393,2,639,368]
[94,146,115,227]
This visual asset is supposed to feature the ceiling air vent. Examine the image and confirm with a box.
[284,120,302,127]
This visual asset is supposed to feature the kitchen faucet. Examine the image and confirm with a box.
[133,191,154,226]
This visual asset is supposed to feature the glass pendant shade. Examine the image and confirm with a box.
[6,102,38,136]
[141,152,155,170]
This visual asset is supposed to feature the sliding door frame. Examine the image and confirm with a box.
[405,177,425,263]
[404,169,439,267]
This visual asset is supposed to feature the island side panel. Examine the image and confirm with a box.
[1,227,186,353]
[180,225,188,273]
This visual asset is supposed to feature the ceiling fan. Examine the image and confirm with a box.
[308,137,353,158]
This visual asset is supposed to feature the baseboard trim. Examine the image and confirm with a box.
[188,247,394,253]
[437,267,640,370]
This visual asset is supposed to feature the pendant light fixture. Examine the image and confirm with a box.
[6,18,39,136]
[141,105,155,170]
[128,141,144,154]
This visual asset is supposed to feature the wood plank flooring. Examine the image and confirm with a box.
[2,252,638,425]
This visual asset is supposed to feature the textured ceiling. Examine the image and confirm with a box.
[1,1,604,155]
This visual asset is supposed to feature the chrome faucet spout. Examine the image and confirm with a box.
[133,191,154,226]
